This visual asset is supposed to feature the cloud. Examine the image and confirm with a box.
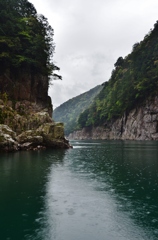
[30,0,158,107]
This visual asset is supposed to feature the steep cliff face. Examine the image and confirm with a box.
[68,96,158,140]
[0,72,52,116]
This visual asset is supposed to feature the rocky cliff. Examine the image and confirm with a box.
[0,71,52,116]
[68,96,158,140]
[0,0,71,152]
[0,73,71,152]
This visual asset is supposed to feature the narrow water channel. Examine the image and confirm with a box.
[0,140,158,240]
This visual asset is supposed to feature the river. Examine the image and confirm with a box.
[0,140,158,240]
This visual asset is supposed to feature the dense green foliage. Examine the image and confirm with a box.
[53,85,103,135]
[78,21,158,128]
[0,0,61,81]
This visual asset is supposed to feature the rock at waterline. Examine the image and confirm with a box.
[0,125,18,152]
[0,123,71,152]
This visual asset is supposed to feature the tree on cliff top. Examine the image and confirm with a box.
[0,0,61,82]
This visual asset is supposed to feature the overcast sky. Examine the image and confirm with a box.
[30,0,158,108]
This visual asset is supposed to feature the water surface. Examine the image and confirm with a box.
[0,140,158,239]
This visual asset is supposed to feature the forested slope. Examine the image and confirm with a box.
[78,21,158,129]
[0,0,61,81]
[53,85,103,135]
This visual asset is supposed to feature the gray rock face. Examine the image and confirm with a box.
[0,125,18,152]
[68,96,158,140]
[0,73,52,116]
[0,102,71,152]
[16,122,70,150]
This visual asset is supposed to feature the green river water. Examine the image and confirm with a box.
[0,140,158,240]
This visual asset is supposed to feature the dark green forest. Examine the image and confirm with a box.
[53,85,103,135]
[78,21,158,128]
[0,0,61,82]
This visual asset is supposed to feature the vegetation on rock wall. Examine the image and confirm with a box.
[78,21,158,128]
[53,85,103,135]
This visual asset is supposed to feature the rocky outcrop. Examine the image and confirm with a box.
[17,122,70,150]
[68,96,158,141]
[0,98,71,152]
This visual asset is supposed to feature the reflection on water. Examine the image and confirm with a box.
[0,150,66,240]
[0,141,158,239]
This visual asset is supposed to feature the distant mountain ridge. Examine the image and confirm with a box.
[53,85,103,135]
